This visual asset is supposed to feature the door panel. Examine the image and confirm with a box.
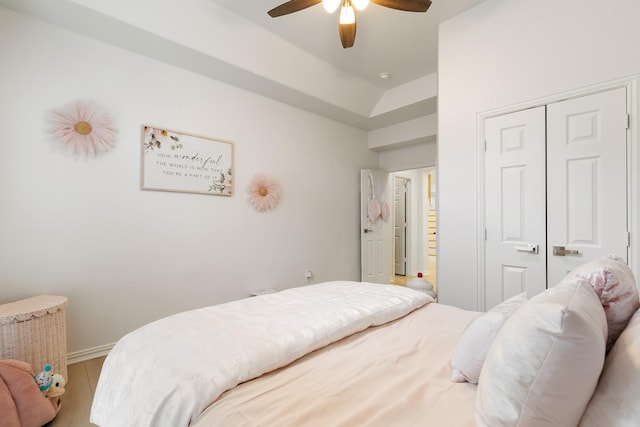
[503,265,527,298]
[484,106,547,309]
[361,169,392,283]
[394,177,408,275]
[546,87,628,285]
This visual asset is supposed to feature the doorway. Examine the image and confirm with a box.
[392,168,436,288]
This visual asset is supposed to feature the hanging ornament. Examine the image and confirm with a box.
[380,200,390,222]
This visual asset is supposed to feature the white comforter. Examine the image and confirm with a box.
[90,282,431,427]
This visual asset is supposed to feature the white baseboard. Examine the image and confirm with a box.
[67,342,115,365]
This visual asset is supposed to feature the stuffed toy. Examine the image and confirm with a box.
[51,373,66,389]
[46,373,66,399]
[33,364,67,400]
[33,364,53,393]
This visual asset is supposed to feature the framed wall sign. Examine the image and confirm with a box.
[141,126,234,196]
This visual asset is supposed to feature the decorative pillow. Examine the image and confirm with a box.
[450,292,527,384]
[0,359,60,427]
[475,277,607,427]
[567,255,639,351]
[580,308,640,426]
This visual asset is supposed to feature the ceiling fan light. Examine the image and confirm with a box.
[322,0,341,13]
[339,2,355,24]
[351,0,369,10]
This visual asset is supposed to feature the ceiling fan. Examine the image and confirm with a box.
[268,0,432,49]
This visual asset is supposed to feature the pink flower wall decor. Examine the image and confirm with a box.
[48,100,118,156]
[247,174,281,212]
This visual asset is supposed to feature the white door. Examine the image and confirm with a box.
[546,88,629,285]
[394,176,408,275]
[484,106,548,309]
[361,169,392,283]
[485,88,629,308]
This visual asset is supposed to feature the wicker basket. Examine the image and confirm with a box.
[0,295,68,380]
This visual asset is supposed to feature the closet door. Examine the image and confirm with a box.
[546,88,629,285]
[484,106,547,310]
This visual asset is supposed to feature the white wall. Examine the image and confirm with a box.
[0,8,378,355]
[437,0,640,310]
[379,141,436,172]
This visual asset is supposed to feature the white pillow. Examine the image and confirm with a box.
[580,308,640,426]
[567,254,640,351]
[475,277,607,427]
[450,292,527,383]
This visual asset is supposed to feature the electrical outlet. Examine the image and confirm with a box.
[304,271,313,282]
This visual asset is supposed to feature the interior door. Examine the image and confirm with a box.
[394,176,408,275]
[546,88,629,285]
[484,106,548,310]
[361,169,392,283]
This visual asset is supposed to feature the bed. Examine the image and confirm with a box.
[90,256,640,427]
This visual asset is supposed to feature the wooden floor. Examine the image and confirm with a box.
[47,356,105,427]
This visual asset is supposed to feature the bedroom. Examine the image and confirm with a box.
[0,0,442,362]
[1,0,640,425]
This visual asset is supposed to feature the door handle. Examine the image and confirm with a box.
[514,244,539,254]
[553,246,581,256]
[363,228,373,233]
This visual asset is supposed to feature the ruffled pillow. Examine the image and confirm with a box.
[450,292,527,384]
[567,255,639,351]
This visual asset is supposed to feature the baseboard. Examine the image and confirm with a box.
[67,342,115,365]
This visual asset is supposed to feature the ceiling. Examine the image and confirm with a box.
[211,0,486,90]
[0,0,485,135]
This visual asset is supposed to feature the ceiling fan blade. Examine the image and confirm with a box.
[370,0,431,12]
[268,0,322,17]
[339,15,357,49]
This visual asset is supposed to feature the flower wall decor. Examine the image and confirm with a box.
[247,174,281,212]
[48,100,118,156]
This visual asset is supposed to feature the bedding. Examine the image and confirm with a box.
[90,282,434,427]
[192,303,480,427]
[90,261,640,427]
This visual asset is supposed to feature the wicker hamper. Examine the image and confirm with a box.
[0,295,68,380]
